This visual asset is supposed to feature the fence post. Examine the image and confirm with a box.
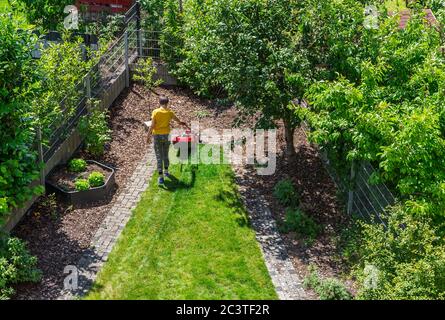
[85,72,92,100]
[36,127,45,187]
[347,160,356,215]
[125,30,130,88]
[136,0,143,57]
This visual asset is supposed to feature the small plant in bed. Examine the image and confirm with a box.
[88,172,105,188]
[68,159,87,173]
[280,208,322,244]
[75,179,90,191]
[303,265,352,300]
[273,178,298,207]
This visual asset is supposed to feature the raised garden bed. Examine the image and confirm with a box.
[46,160,115,205]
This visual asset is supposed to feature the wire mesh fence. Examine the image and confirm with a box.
[303,123,396,225]
[319,149,395,225]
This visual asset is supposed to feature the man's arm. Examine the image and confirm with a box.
[149,118,156,134]
[172,114,190,129]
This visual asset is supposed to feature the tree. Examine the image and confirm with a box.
[305,9,445,215]
[10,0,73,30]
[176,0,312,156]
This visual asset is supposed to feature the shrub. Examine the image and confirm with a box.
[304,266,352,300]
[0,235,41,300]
[74,179,90,191]
[68,159,87,173]
[88,172,105,188]
[273,179,298,207]
[281,208,321,242]
[0,16,43,219]
[78,101,112,157]
[133,57,163,91]
[352,206,445,300]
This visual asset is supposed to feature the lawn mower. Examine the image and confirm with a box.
[171,129,200,169]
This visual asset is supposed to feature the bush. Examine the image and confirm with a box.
[281,208,321,242]
[351,206,445,300]
[273,179,298,207]
[0,16,43,219]
[88,172,105,188]
[0,235,41,300]
[74,179,90,191]
[133,57,163,90]
[78,101,112,157]
[304,266,352,300]
[68,159,87,173]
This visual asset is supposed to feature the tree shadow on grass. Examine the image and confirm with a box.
[214,185,250,228]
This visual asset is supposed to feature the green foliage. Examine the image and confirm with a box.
[88,171,105,188]
[351,206,445,300]
[305,9,445,216]
[10,0,72,30]
[281,208,321,242]
[68,158,87,173]
[0,16,42,219]
[40,193,58,220]
[133,57,163,90]
[33,34,97,140]
[304,266,352,300]
[273,179,298,207]
[0,234,41,299]
[74,179,90,191]
[78,101,112,157]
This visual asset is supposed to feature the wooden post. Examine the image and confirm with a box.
[36,127,45,187]
[85,73,92,100]
[124,30,130,88]
[347,161,356,215]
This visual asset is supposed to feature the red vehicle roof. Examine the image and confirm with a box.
[76,0,135,13]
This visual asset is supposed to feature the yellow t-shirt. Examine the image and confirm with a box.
[151,107,175,135]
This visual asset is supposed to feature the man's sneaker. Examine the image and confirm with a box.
[164,172,170,178]
[158,177,164,185]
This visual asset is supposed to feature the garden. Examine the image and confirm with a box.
[2,0,445,301]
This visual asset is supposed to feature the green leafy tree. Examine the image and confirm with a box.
[176,0,313,156]
[10,0,73,30]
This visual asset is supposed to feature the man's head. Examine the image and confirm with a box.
[159,96,169,107]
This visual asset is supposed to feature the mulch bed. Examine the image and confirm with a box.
[12,83,237,300]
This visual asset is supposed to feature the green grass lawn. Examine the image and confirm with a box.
[86,160,276,300]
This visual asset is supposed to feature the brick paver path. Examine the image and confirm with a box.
[59,148,156,299]
[234,166,307,300]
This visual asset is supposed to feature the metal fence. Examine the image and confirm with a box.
[302,124,396,225]
[319,150,396,225]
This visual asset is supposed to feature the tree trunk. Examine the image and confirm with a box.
[283,119,296,157]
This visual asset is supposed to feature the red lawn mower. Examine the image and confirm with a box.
[171,129,200,159]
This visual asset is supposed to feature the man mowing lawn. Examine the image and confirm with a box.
[150,96,189,185]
